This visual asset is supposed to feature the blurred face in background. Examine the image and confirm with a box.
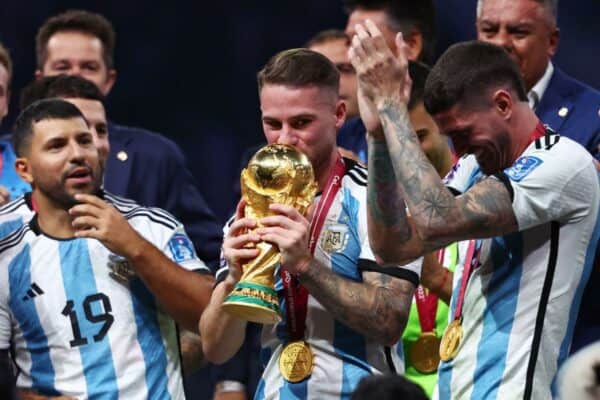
[0,62,9,122]
[37,31,116,96]
[63,97,110,168]
[309,37,359,119]
[476,0,559,91]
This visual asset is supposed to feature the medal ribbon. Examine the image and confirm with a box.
[452,240,478,321]
[414,248,445,333]
[281,154,346,341]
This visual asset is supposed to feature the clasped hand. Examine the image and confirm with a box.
[222,201,313,284]
[348,19,412,134]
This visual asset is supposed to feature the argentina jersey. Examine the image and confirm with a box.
[219,158,421,400]
[435,134,600,400]
[0,192,209,399]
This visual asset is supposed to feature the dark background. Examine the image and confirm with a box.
[1,0,599,223]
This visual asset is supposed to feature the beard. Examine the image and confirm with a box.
[34,163,103,209]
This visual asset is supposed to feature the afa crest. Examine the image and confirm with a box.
[320,224,349,253]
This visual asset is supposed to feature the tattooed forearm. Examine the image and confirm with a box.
[367,137,412,246]
[376,99,517,248]
[298,263,414,346]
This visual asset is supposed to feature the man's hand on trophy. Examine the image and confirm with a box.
[222,200,261,285]
[258,203,313,276]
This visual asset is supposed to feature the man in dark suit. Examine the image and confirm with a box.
[476,0,600,353]
[34,10,222,269]
[477,0,600,160]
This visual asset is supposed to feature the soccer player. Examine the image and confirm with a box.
[0,99,213,398]
[200,49,421,399]
[350,21,599,399]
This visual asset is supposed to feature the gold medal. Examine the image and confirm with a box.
[279,341,313,383]
[439,319,463,362]
[410,331,441,373]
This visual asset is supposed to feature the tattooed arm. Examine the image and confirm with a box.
[299,263,415,346]
[258,204,415,346]
[350,21,517,263]
[378,102,517,252]
[367,134,416,263]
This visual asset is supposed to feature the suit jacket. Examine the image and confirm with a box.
[104,122,222,270]
[536,67,600,159]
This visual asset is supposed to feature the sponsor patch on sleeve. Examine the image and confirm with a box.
[168,233,197,263]
[504,156,543,182]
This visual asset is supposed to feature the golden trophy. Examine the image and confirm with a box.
[222,144,317,324]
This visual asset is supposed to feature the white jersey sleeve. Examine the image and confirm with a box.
[503,137,598,230]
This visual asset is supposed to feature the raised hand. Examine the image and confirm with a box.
[349,20,412,111]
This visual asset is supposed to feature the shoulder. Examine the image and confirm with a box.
[104,191,180,231]
[342,157,368,190]
[0,195,29,216]
[505,134,595,187]
[0,223,31,257]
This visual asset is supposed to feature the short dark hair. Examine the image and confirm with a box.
[424,41,528,116]
[408,61,431,110]
[257,48,340,94]
[0,42,12,84]
[351,374,428,400]
[20,75,105,111]
[305,29,349,49]
[343,0,436,63]
[13,99,86,157]
[36,10,116,69]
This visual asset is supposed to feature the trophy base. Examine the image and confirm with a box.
[223,282,282,324]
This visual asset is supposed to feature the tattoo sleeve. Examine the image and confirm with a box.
[367,136,413,259]
[298,261,414,346]
[376,99,518,254]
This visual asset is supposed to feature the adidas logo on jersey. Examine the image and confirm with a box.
[22,283,44,301]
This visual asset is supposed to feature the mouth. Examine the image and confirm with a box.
[65,166,93,185]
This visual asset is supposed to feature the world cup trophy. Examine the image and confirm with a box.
[222,144,317,324]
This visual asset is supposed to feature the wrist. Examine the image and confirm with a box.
[124,234,151,263]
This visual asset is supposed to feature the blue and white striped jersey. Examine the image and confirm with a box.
[435,134,600,400]
[0,192,209,399]
[218,159,422,400]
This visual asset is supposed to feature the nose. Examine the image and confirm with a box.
[487,30,513,54]
[276,125,297,146]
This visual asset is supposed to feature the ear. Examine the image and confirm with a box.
[334,99,347,132]
[15,157,34,184]
[548,27,560,58]
[34,69,43,81]
[492,89,513,119]
[100,69,117,96]
[400,29,423,62]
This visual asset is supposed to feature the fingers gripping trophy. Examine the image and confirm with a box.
[222,144,317,324]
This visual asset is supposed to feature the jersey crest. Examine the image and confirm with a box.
[504,156,543,182]
[168,233,196,262]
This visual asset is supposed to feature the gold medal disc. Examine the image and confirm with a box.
[279,341,313,383]
[410,331,442,373]
[439,319,463,362]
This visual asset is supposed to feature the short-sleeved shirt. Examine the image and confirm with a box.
[217,159,422,400]
[435,133,600,400]
[0,192,209,399]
